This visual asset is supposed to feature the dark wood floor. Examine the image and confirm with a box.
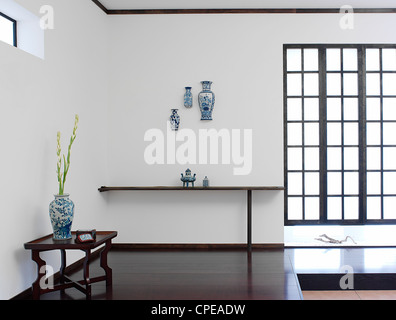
[23,248,303,300]
[19,247,396,301]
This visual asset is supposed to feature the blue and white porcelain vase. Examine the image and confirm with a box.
[198,81,215,120]
[49,194,74,240]
[184,87,193,108]
[170,109,180,131]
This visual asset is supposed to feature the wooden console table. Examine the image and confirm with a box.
[24,231,117,300]
[98,186,284,251]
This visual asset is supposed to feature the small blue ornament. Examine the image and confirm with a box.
[198,81,215,120]
[181,168,196,187]
[184,87,193,108]
[170,109,180,131]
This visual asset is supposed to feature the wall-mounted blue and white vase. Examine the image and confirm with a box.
[184,87,193,108]
[198,81,215,120]
[170,108,180,131]
[49,194,74,240]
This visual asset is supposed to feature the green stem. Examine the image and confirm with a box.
[56,115,78,196]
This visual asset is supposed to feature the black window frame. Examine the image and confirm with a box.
[284,43,396,226]
[0,11,17,47]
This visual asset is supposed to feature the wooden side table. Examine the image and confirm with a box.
[24,231,117,300]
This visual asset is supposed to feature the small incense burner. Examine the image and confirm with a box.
[180,168,196,187]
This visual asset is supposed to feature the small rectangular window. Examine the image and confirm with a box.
[0,12,16,47]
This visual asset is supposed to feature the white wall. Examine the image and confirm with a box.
[0,0,108,299]
[3,2,396,299]
[104,13,396,245]
[105,14,286,244]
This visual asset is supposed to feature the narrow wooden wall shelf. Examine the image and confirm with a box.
[98,186,284,251]
[98,186,284,192]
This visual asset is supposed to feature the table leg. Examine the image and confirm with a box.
[100,239,113,286]
[247,251,252,297]
[247,190,252,252]
[83,250,92,300]
[31,250,45,300]
[59,249,66,293]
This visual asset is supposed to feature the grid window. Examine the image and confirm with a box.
[0,12,16,47]
[366,48,396,221]
[285,48,320,221]
[284,44,396,225]
[326,48,359,221]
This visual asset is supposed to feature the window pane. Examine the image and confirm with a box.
[383,172,396,194]
[327,123,342,145]
[328,172,342,195]
[384,197,396,219]
[366,123,381,145]
[327,98,341,121]
[304,73,319,96]
[288,147,302,170]
[367,98,381,120]
[327,147,342,170]
[304,123,319,145]
[343,49,358,71]
[304,147,319,170]
[343,73,358,96]
[305,172,319,195]
[327,49,341,71]
[328,197,342,220]
[305,197,320,220]
[344,197,359,220]
[344,147,359,170]
[383,98,396,120]
[366,49,380,71]
[287,98,302,121]
[367,147,381,170]
[327,73,341,95]
[288,172,302,195]
[287,74,302,96]
[382,74,396,96]
[288,197,303,220]
[288,123,302,145]
[383,123,396,145]
[344,172,359,195]
[344,98,359,121]
[383,147,396,170]
[366,73,381,96]
[287,49,302,71]
[0,14,14,46]
[382,49,396,71]
[304,98,319,121]
[367,197,381,219]
[367,172,381,195]
[344,123,359,146]
[304,49,318,71]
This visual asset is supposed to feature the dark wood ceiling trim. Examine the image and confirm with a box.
[108,9,298,15]
[91,1,396,15]
[92,0,109,14]
[107,8,396,15]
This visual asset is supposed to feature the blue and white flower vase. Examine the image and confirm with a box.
[198,81,215,120]
[49,194,74,240]
[170,109,180,131]
[184,87,193,108]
